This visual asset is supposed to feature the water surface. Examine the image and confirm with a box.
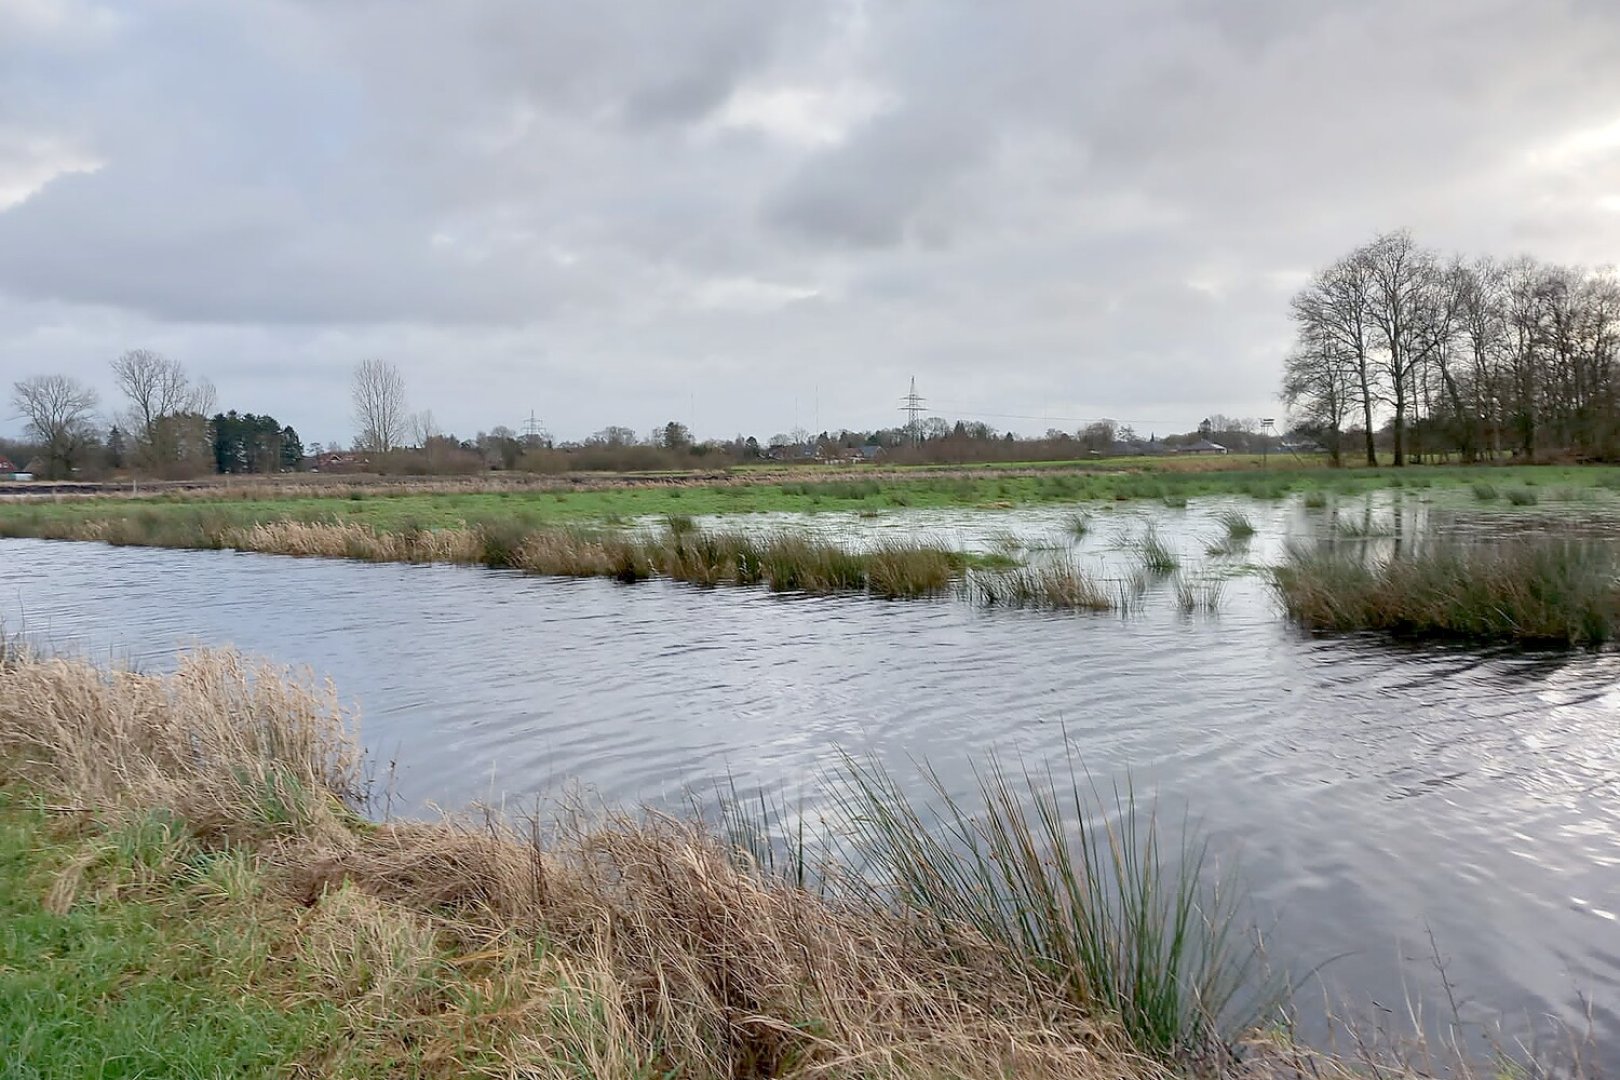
[5,493,1619,1057]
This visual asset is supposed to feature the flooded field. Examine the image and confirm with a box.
[5,490,1619,1057]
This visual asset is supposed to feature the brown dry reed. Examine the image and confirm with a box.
[0,645,1169,1080]
[0,514,963,600]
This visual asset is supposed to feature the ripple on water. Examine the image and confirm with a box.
[4,523,1620,1060]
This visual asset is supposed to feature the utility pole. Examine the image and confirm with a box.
[523,410,544,447]
[900,377,926,445]
[1260,417,1275,471]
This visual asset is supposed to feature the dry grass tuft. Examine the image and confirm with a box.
[0,647,1160,1079]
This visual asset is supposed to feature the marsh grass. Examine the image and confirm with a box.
[1205,534,1249,558]
[1470,482,1499,502]
[1131,527,1180,574]
[1504,487,1539,506]
[1332,516,1393,539]
[0,647,1189,1080]
[829,752,1272,1063]
[1273,539,1620,645]
[1214,510,1255,540]
[1065,512,1093,540]
[962,559,1115,611]
[1174,574,1226,615]
[1302,491,1329,510]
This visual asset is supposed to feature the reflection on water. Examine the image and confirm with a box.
[5,492,1620,1057]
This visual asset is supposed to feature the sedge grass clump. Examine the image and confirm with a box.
[1302,490,1328,510]
[1471,482,1499,502]
[1504,487,1539,506]
[865,539,957,599]
[831,753,1271,1064]
[1215,510,1255,540]
[1174,573,1225,615]
[1273,539,1620,646]
[963,560,1114,611]
[1131,527,1179,574]
[1064,512,1093,540]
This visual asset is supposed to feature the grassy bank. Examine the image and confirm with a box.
[0,645,1278,1078]
[1274,539,1620,645]
[1,647,1594,1077]
[7,463,1620,539]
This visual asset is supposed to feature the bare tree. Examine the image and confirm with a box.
[1363,230,1440,466]
[110,349,211,470]
[1283,234,1620,463]
[351,358,407,453]
[408,409,440,449]
[1292,253,1379,465]
[1281,322,1355,466]
[11,374,100,479]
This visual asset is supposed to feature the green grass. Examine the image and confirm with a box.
[7,464,1619,545]
[1131,527,1180,574]
[961,559,1115,611]
[0,792,341,1078]
[827,754,1271,1062]
[1273,539,1620,645]
[1215,510,1256,540]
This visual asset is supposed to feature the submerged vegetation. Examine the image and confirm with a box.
[0,646,1280,1077]
[1273,539,1620,646]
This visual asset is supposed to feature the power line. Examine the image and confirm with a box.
[899,377,927,444]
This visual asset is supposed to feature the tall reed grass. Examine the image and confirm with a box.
[1273,539,1620,645]
[827,754,1272,1063]
[9,511,966,601]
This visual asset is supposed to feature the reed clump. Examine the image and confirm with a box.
[963,560,1116,611]
[1131,527,1180,574]
[36,513,966,601]
[1273,539,1620,645]
[1175,574,1226,615]
[829,754,1270,1063]
[0,647,1182,1079]
[1214,510,1255,540]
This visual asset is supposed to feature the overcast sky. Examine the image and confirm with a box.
[3,0,1619,446]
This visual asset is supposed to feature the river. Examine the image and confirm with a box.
[4,493,1618,1058]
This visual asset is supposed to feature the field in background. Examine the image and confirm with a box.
[6,461,1620,537]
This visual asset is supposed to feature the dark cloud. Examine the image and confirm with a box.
[2,0,1618,443]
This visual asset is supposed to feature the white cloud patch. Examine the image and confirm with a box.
[0,131,103,212]
[705,81,893,148]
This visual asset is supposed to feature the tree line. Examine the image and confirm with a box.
[10,348,1270,481]
[1282,230,1620,465]
[8,351,303,480]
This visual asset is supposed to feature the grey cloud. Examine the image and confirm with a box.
[2,0,1619,443]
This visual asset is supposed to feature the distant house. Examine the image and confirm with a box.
[855,445,883,462]
[311,451,370,472]
[1175,439,1228,455]
[0,457,14,475]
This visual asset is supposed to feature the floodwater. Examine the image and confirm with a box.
[4,491,1619,1058]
